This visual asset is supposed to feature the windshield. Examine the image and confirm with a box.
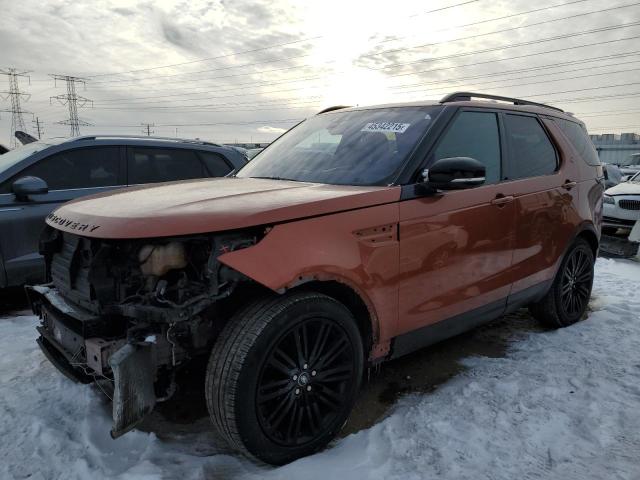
[630,171,640,182]
[0,141,55,173]
[619,154,640,166]
[237,106,442,186]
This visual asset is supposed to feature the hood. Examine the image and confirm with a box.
[605,181,640,196]
[46,177,400,239]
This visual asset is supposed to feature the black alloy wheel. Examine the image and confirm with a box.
[559,246,593,319]
[529,237,595,328]
[256,317,356,447]
[205,292,364,465]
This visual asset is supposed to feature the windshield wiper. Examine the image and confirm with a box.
[248,176,292,181]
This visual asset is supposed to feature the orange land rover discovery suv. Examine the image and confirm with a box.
[28,92,604,464]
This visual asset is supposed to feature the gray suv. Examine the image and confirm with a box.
[0,135,247,288]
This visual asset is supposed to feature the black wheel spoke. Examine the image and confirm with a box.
[269,354,294,376]
[294,328,305,367]
[316,386,343,410]
[309,323,331,366]
[268,392,296,430]
[315,337,349,370]
[317,365,353,383]
[258,382,293,404]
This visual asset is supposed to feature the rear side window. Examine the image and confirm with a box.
[554,118,600,166]
[128,148,204,185]
[197,151,233,177]
[504,114,557,180]
[434,111,501,184]
[0,147,120,192]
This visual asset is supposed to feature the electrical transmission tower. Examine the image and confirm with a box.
[32,117,44,139]
[0,68,32,148]
[141,122,155,136]
[50,75,93,137]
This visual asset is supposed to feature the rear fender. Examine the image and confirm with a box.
[218,203,400,359]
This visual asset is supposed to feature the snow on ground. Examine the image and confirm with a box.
[1,258,639,480]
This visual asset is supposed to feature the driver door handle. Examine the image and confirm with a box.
[491,194,514,207]
[562,180,577,190]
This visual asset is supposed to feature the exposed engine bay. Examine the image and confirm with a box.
[28,225,266,437]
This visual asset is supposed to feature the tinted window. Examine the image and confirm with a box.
[237,106,442,186]
[554,118,600,166]
[0,147,120,192]
[434,111,501,184]
[128,148,204,184]
[198,151,233,177]
[504,114,557,179]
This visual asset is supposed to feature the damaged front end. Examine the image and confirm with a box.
[28,226,263,437]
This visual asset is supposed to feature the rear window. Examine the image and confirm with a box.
[554,118,600,166]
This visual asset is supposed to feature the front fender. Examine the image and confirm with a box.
[218,203,400,350]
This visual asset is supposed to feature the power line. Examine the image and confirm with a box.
[393,65,640,97]
[389,33,640,78]
[49,75,93,136]
[362,0,637,62]
[0,68,31,148]
[390,52,640,89]
[89,0,609,88]
[379,21,640,71]
[82,0,484,79]
[94,53,640,108]
[367,0,590,50]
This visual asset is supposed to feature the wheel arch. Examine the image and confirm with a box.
[290,279,375,361]
[575,226,599,257]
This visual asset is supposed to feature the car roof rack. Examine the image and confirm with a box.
[316,105,351,115]
[68,135,222,147]
[440,92,564,113]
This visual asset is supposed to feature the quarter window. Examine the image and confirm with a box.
[433,111,501,184]
[2,147,120,191]
[128,148,204,185]
[554,118,600,166]
[504,114,557,179]
[197,151,233,177]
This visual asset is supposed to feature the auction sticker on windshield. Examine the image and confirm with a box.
[361,122,411,133]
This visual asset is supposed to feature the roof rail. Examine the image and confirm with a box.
[316,105,351,115]
[440,92,564,113]
[68,135,222,147]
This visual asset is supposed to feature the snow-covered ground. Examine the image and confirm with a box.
[1,258,639,480]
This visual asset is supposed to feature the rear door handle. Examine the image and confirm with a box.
[491,195,514,206]
[562,180,577,190]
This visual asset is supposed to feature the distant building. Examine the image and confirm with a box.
[589,132,640,165]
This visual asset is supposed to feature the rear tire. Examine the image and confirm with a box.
[205,291,363,465]
[529,238,595,328]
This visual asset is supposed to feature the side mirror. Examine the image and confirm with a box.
[423,157,486,190]
[12,176,49,200]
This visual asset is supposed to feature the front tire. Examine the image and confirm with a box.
[205,291,363,465]
[529,238,595,328]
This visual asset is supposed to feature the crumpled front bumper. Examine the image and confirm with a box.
[27,284,158,438]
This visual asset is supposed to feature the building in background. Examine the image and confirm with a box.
[589,132,640,166]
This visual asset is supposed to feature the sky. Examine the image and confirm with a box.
[0,0,639,147]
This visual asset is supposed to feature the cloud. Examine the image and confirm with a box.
[257,125,286,134]
[0,0,638,146]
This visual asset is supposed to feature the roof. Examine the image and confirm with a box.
[319,92,579,123]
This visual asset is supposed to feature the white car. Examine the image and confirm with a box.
[603,171,640,234]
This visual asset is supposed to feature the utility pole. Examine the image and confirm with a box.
[32,116,44,139]
[50,74,92,137]
[0,68,31,148]
[141,122,155,136]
